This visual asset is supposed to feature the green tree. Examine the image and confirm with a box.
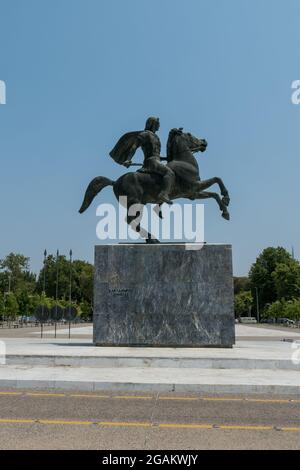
[285,300,300,321]
[36,255,68,299]
[234,277,251,295]
[36,255,93,305]
[0,253,30,276]
[4,292,19,320]
[0,294,5,317]
[79,300,93,320]
[72,260,94,304]
[0,272,9,294]
[249,247,292,312]
[264,300,286,320]
[234,291,253,318]
[272,259,300,300]
[17,291,40,317]
[0,253,36,294]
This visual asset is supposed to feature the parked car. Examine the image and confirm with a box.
[239,317,258,324]
[277,318,295,326]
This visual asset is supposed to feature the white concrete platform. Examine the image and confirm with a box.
[0,364,299,395]
[1,336,300,370]
[0,326,299,395]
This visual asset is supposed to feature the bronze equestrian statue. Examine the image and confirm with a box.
[79,117,230,242]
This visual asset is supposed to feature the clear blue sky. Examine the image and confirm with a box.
[0,0,299,276]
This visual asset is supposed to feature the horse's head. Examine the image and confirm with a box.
[167,128,207,161]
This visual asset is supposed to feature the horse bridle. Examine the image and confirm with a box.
[169,130,206,156]
[171,144,206,156]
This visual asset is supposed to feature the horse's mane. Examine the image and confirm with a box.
[167,128,182,162]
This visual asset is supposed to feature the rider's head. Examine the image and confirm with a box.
[145,116,160,132]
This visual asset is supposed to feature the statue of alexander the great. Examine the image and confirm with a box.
[79,117,230,242]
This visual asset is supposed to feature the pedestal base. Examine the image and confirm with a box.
[93,244,235,348]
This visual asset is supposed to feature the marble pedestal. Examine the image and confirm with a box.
[93,244,235,348]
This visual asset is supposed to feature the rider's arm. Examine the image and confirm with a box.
[123,134,142,167]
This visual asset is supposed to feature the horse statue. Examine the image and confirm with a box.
[79,127,230,242]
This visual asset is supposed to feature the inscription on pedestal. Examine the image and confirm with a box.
[109,288,131,297]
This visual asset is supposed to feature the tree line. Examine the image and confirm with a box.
[0,253,93,320]
[234,247,300,321]
[1,246,299,322]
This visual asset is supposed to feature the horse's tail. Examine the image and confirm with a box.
[79,176,114,214]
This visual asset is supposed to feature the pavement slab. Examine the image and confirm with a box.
[0,364,299,394]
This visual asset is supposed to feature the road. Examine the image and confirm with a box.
[0,389,299,450]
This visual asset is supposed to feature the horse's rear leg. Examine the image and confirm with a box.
[126,202,160,243]
[154,204,163,219]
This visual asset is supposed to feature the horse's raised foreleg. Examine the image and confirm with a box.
[194,177,230,207]
[195,191,230,220]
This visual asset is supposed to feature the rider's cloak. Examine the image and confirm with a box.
[109,131,141,165]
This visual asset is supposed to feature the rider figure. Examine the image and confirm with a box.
[123,117,175,204]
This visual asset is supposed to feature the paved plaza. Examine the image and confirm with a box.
[0,324,299,395]
[0,324,299,449]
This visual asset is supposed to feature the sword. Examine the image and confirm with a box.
[124,158,168,168]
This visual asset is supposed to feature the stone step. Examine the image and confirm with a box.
[4,354,299,370]
[0,365,299,395]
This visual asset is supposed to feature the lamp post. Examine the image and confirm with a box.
[255,286,260,323]
[69,249,73,339]
[7,274,12,327]
[41,249,47,338]
[43,250,47,297]
[55,250,59,338]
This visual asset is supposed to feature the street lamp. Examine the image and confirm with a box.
[69,249,73,339]
[41,249,47,338]
[69,249,73,307]
[55,250,59,338]
[43,249,47,296]
[4,275,12,327]
[255,287,260,323]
